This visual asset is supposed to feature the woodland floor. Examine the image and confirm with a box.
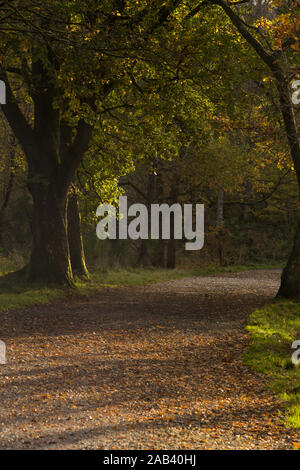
[0,269,299,450]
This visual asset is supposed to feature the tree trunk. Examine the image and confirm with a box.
[243,182,252,223]
[0,155,15,247]
[152,240,166,267]
[273,72,300,298]
[278,214,300,300]
[216,189,225,266]
[67,191,89,278]
[138,172,156,266]
[166,237,176,269]
[277,218,300,299]
[166,181,178,269]
[28,180,73,286]
[216,188,224,227]
[138,239,151,266]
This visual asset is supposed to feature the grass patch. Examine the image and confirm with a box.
[0,271,65,311]
[87,262,283,287]
[244,301,300,429]
[0,262,283,312]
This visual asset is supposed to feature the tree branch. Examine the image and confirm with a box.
[0,70,35,162]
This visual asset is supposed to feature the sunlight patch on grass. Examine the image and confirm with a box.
[244,301,300,429]
[0,288,64,311]
[87,263,283,287]
[0,270,65,311]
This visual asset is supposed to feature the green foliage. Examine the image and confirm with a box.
[1,1,299,287]
[244,301,300,428]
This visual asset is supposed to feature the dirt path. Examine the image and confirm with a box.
[0,269,298,449]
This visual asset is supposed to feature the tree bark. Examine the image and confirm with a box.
[166,181,178,269]
[153,241,166,267]
[216,189,224,227]
[67,191,89,278]
[28,179,73,285]
[138,172,156,266]
[138,239,151,266]
[216,189,225,266]
[277,219,300,299]
[166,237,176,269]
[0,151,15,247]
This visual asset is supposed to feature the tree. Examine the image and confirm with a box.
[0,0,182,284]
[187,0,300,297]
[67,187,89,278]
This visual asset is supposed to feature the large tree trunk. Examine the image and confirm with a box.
[1,56,93,286]
[28,180,73,286]
[277,218,300,299]
[67,191,89,278]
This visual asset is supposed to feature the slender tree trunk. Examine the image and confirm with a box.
[138,172,155,266]
[166,237,176,269]
[0,154,15,247]
[138,239,151,266]
[166,181,178,269]
[243,182,252,223]
[67,191,89,278]
[153,241,166,267]
[216,188,224,228]
[216,189,225,266]
[152,171,166,267]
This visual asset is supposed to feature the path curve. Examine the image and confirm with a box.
[0,269,298,449]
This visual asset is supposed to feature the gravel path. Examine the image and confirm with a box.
[0,269,299,449]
